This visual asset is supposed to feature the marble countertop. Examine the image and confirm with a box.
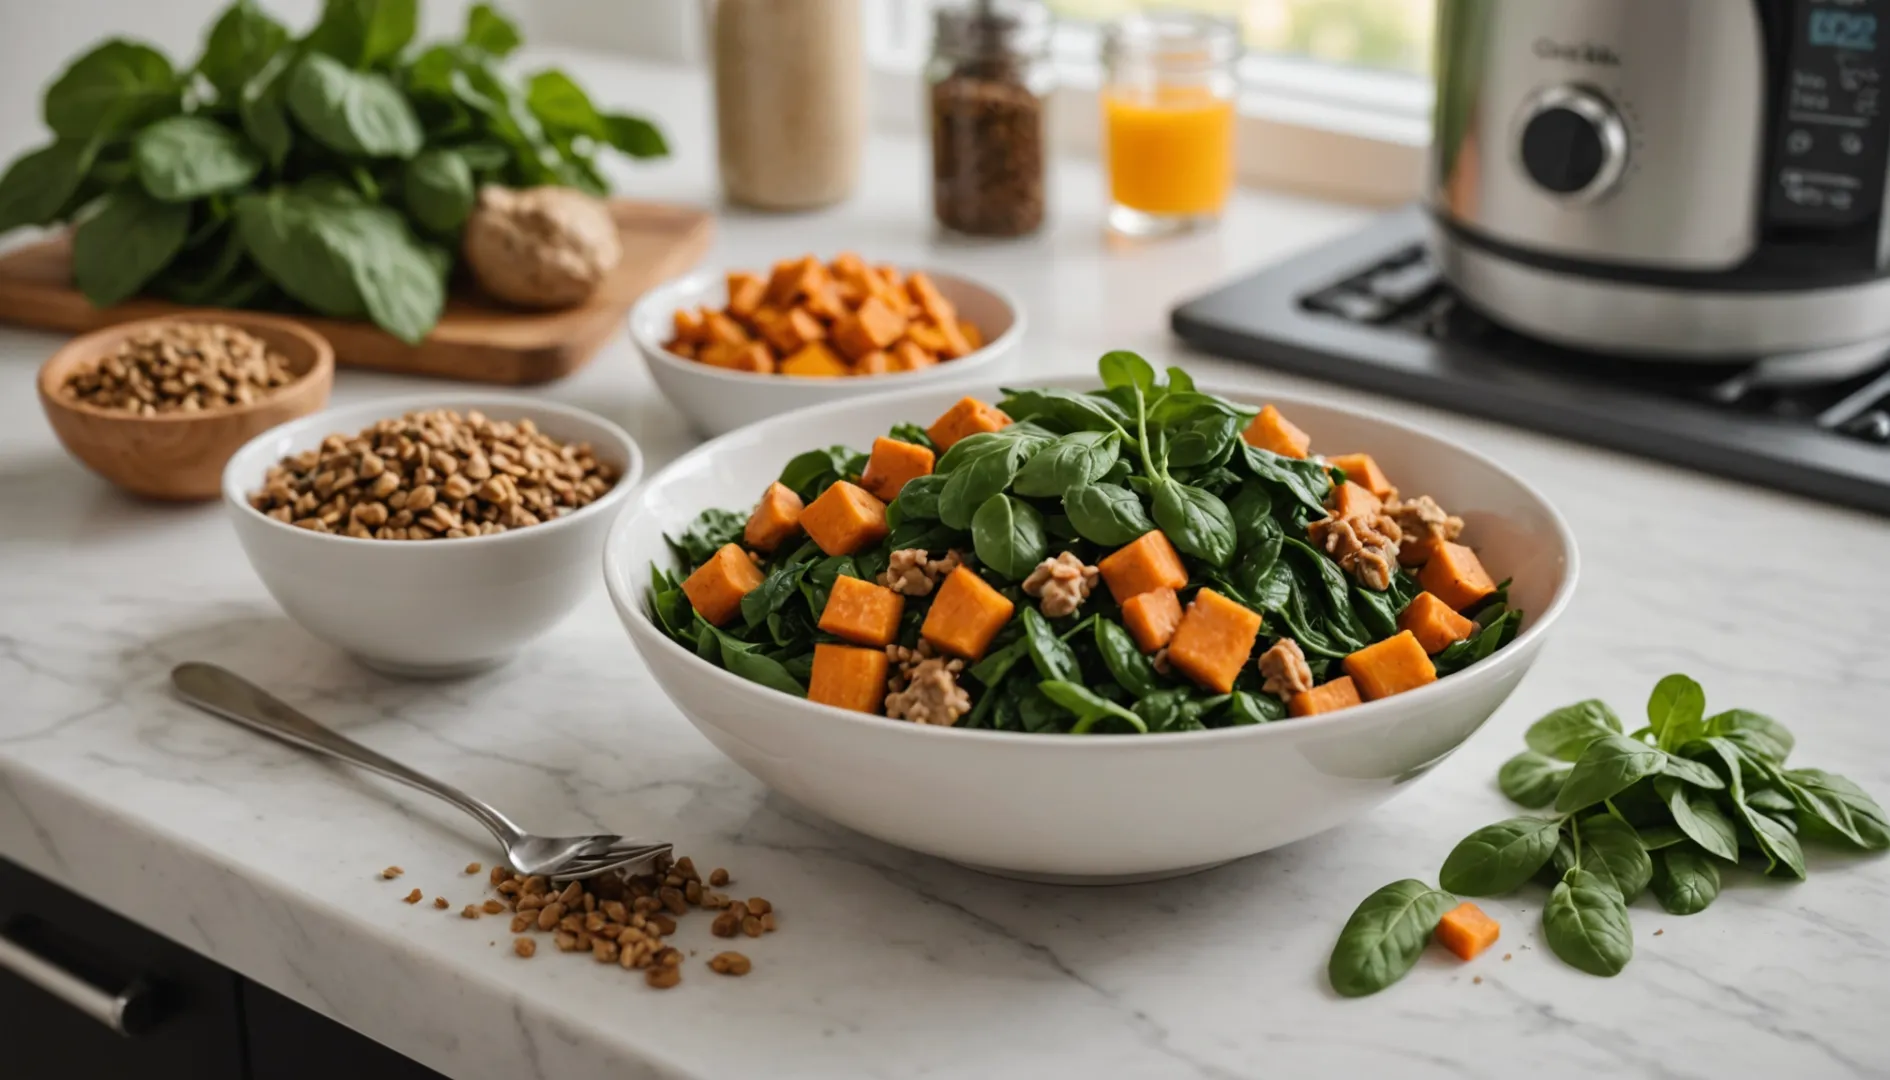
[4,55,1889,1080]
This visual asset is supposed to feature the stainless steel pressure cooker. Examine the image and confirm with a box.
[1429,0,1890,359]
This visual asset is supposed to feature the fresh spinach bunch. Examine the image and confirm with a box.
[1328,674,1887,995]
[0,0,666,341]
[647,353,1526,735]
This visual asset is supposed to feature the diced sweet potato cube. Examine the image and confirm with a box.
[1166,589,1263,693]
[1328,481,1382,520]
[904,320,950,354]
[1289,676,1362,717]
[672,308,705,345]
[891,341,937,372]
[704,311,750,348]
[670,341,697,361]
[931,318,973,359]
[1436,902,1500,961]
[859,437,935,502]
[1399,534,1439,568]
[1397,591,1477,655]
[1121,587,1182,653]
[1327,453,1395,499]
[780,342,850,378]
[804,279,848,321]
[830,252,870,284]
[817,575,906,647]
[876,264,906,293]
[696,341,742,368]
[854,350,892,375]
[756,307,826,355]
[1343,630,1437,701]
[807,644,889,713]
[958,319,984,349]
[906,271,957,326]
[800,480,889,555]
[1242,404,1310,459]
[1417,541,1497,611]
[764,255,825,306]
[832,295,909,360]
[926,396,1011,451]
[681,544,763,627]
[703,342,774,374]
[920,567,1014,661]
[725,271,767,318]
[744,481,804,553]
[1098,530,1189,604]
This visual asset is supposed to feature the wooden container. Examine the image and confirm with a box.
[37,313,335,502]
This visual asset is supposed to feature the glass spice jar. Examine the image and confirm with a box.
[927,0,1054,238]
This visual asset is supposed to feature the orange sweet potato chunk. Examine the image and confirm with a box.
[892,340,938,372]
[800,481,889,555]
[1121,587,1183,653]
[1343,631,1437,701]
[756,307,826,355]
[818,575,906,647]
[958,318,984,350]
[906,271,957,326]
[926,397,1012,451]
[904,321,950,354]
[832,295,910,360]
[780,342,850,378]
[703,342,774,374]
[725,271,767,318]
[932,318,974,359]
[1328,480,1382,519]
[1098,530,1189,604]
[1436,902,1501,961]
[764,255,825,306]
[1397,591,1477,655]
[671,308,705,346]
[744,481,804,553]
[1417,541,1497,611]
[1165,589,1263,694]
[859,437,935,503]
[1327,453,1396,499]
[807,644,890,714]
[920,567,1014,661]
[1242,404,1310,459]
[854,350,892,375]
[703,311,750,348]
[1289,676,1362,717]
[681,544,763,627]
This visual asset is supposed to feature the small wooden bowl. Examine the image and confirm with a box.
[37,313,336,501]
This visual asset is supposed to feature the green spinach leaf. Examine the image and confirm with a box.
[1577,815,1653,903]
[971,494,1046,582]
[1705,709,1794,764]
[0,140,96,232]
[287,52,423,158]
[1063,482,1155,546]
[1656,776,1740,862]
[1555,734,1664,813]
[198,0,290,99]
[1439,816,1561,896]
[1647,673,1707,752]
[1038,681,1147,734]
[402,147,475,234]
[1014,431,1117,498]
[1651,845,1720,916]
[304,0,418,68]
[464,2,522,57]
[665,508,745,566]
[44,41,179,139]
[1020,608,1080,683]
[1543,868,1633,977]
[1326,880,1457,998]
[1497,750,1569,809]
[1778,768,1890,851]
[1525,699,1623,761]
[1094,617,1159,698]
[133,116,260,201]
[72,187,190,306]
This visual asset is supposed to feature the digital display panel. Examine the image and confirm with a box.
[1810,9,1879,51]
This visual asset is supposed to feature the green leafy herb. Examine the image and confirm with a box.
[1656,776,1740,862]
[1497,751,1570,808]
[1651,846,1720,915]
[1150,479,1235,567]
[1647,673,1708,752]
[1524,699,1623,761]
[1014,431,1117,498]
[971,494,1047,582]
[287,52,423,158]
[1438,816,1560,896]
[72,187,190,306]
[1063,482,1155,546]
[1038,681,1147,735]
[133,116,262,201]
[402,147,475,233]
[1555,734,1665,813]
[1326,880,1457,998]
[1575,815,1653,903]
[1544,869,1633,977]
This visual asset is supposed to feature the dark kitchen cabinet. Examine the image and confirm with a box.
[1,857,446,1080]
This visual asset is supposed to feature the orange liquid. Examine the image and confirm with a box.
[1104,88,1235,216]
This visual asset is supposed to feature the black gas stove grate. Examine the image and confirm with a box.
[1170,207,1890,516]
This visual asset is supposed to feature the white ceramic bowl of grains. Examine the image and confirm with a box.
[225,394,642,676]
[604,375,1577,881]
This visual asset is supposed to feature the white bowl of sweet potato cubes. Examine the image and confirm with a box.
[604,356,1577,881]
[630,253,1022,436]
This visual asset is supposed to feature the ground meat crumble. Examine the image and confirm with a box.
[885,642,972,726]
[877,548,964,596]
[1257,638,1314,699]
[1308,510,1402,591]
[1020,552,1100,618]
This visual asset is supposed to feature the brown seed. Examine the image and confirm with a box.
[746,897,772,915]
[711,912,740,938]
[645,967,681,989]
[555,931,579,952]
[741,916,762,938]
[514,937,537,958]
[584,912,607,933]
[708,951,752,976]
[709,868,730,887]
[560,915,585,934]
[659,888,688,916]
[482,899,506,915]
[433,897,449,910]
[684,880,703,905]
[521,875,549,896]
[602,900,629,923]
[1654,929,1665,937]
[761,912,777,933]
[592,939,620,964]
[576,931,593,951]
[558,881,584,906]
[510,914,533,933]
[402,888,423,904]
[650,914,678,936]
[655,947,682,969]
[515,894,545,912]
[461,905,481,920]
[489,865,509,885]
[466,862,483,875]
[633,896,663,915]
[380,866,403,879]
[497,879,521,896]
[675,856,697,879]
[537,902,566,931]
[1503,953,1512,961]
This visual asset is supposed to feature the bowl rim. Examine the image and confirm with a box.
[603,375,1582,748]
[223,391,646,551]
[36,312,337,423]
[629,266,1025,387]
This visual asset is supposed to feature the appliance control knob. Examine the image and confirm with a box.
[1517,86,1628,201]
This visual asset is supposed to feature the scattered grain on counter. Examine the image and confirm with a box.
[708,951,752,976]
[481,899,506,915]
[381,866,404,879]
[433,897,449,910]
[61,321,298,415]
[1473,976,1483,985]
[403,888,424,904]
[461,904,481,920]
[467,862,483,875]
[709,867,730,887]
[249,409,619,538]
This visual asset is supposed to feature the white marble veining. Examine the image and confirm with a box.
[4,55,1890,1080]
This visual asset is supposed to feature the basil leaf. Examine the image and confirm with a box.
[1656,776,1740,862]
[1524,699,1623,761]
[45,41,179,139]
[1326,880,1457,998]
[1038,681,1147,735]
[1020,608,1079,683]
[1651,846,1720,916]
[1745,787,1797,814]
[1014,431,1117,498]
[1063,483,1155,547]
[1658,751,1725,790]
[464,2,523,56]
[970,494,1046,582]
[1778,768,1889,851]
[1151,480,1234,567]
[1098,350,1156,391]
[526,69,611,140]
[72,187,190,306]
[1543,869,1633,977]
[1094,618,1159,699]
[133,115,260,201]
[605,113,668,158]
[1555,734,1665,813]
[286,52,423,158]
[1647,673,1707,752]
[402,148,475,234]
[304,0,418,68]
[0,139,97,232]
[1439,816,1561,896]
[1164,366,1195,393]
[199,0,291,99]
[1576,815,1653,903]
[1634,824,1688,850]
[1497,750,1570,809]
[1705,708,1794,764]
[800,556,855,616]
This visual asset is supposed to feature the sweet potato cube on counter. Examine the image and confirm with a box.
[744,481,804,553]
[1165,589,1263,694]
[781,342,850,378]
[807,644,889,713]
[818,575,906,647]
[1289,676,1362,717]
[892,341,937,372]
[1328,481,1382,519]
[681,544,763,627]
[958,319,984,350]
[1243,404,1311,459]
[920,567,1014,661]
[1436,902,1500,961]
[1098,529,1189,604]
[906,271,957,326]
[1327,453,1395,499]
[801,481,889,556]
[725,271,767,318]
[859,437,935,502]
[672,307,706,346]
[1343,631,1437,701]
[926,396,1011,451]
[756,307,826,355]
[703,342,774,374]
[1121,587,1183,653]
[1417,541,1497,611]
[832,295,909,361]
[703,311,751,348]
[1397,591,1477,655]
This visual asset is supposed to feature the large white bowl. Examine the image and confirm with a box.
[630,267,1024,437]
[224,393,643,677]
[603,379,1577,882]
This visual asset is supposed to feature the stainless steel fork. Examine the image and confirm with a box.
[171,663,669,880]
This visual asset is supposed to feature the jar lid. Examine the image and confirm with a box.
[1102,12,1240,70]
[933,0,1052,59]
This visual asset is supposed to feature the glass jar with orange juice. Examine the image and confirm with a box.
[1102,14,1239,237]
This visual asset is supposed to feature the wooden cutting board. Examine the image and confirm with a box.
[0,199,713,385]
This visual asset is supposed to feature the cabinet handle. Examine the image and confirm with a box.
[0,930,152,1036]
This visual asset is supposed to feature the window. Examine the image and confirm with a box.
[1046,0,1434,75]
